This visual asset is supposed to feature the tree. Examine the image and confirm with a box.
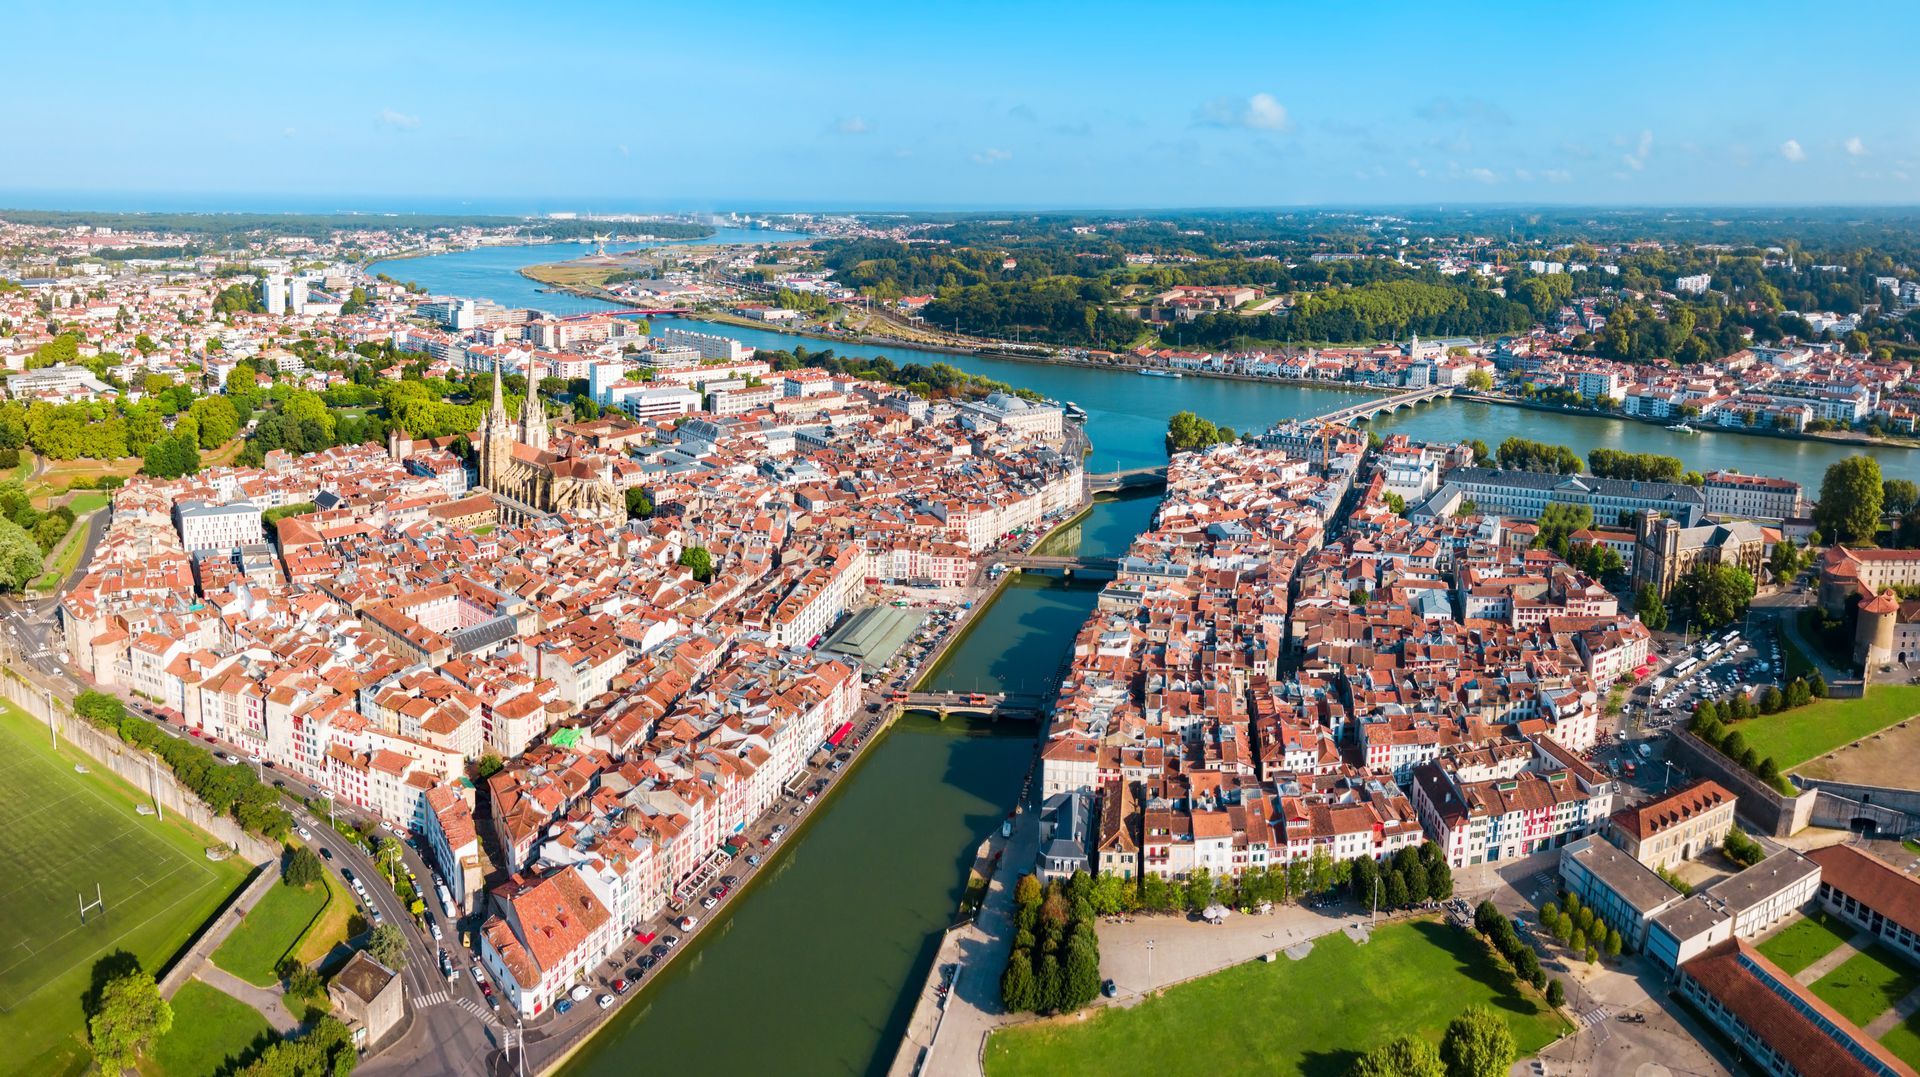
[625,488,654,519]
[1350,1034,1446,1077]
[1605,925,1623,958]
[367,924,409,968]
[1385,871,1409,909]
[283,846,324,888]
[277,956,325,1001]
[1427,858,1454,902]
[1546,979,1566,1008]
[89,967,172,1074]
[1464,368,1494,392]
[1061,933,1102,1012]
[0,516,41,592]
[188,395,240,449]
[679,545,714,583]
[1036,952,1062,1014]
[140,434,200,479]
[1675,562,1756,629]
[1815,455,1884,545]
[1440,1006,1516,1077]
[75,690,126,723]
[1166,410,1234,452]
[1885,479,1920,517]
[1635,585,1669,631]
[476,753,504,779]
[1000,951,1038,1012]
[1185,867,1217,913]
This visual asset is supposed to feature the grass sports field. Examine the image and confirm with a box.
[984,919,1569,1077]
[0,703,252,1076]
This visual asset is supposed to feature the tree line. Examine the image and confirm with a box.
[71,691,290,839]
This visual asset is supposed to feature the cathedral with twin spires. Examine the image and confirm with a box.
[473,360,624,522]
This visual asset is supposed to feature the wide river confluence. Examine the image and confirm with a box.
[372,240,1914,1074]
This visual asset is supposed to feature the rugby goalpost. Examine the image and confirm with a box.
[77,883,106,926]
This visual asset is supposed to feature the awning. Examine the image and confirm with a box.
[827,721,854,747]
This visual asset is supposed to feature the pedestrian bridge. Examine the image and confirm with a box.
[1319,384,1456,425]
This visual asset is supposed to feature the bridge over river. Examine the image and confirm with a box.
[1077,385,1456,493]
[898,690,1048,719]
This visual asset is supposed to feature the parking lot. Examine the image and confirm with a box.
[1635,624,1786,732]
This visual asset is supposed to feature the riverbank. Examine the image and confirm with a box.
[1485,393,1920,452]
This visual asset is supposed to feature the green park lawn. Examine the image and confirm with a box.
[211,876,331,987]
[983,919,1569,1077]
[1734,686,1920,770]
[140,980,274,1077]
[0,702,252,1077]
[1809,945,1920,1028]
[1756,910,1854,975]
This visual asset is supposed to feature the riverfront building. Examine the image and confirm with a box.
[1438,467,1707,527]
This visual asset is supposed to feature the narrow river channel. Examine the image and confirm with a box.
[371,240,1913,1074]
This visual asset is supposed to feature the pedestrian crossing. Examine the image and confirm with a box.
[1576,1005,1611,1027]
[414,989,450,1006]
[456,998,490,1019]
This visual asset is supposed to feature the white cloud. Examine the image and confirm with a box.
[1242,93,1289,131]
[1845,136,1867,157]
[1542,169,1572,184]
[1469,167,1498,184]
[378,108,420,130]
[1621,129,1653,171]
[834,116,871,135]
[971,147,1012,165]
[1780,139,1806,162]
[1194,93,1292,133]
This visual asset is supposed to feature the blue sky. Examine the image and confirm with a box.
[6,1,1918,211]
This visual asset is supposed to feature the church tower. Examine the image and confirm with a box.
[480,357,514,489]
[520,370,549,452]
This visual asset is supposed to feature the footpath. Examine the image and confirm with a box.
[156,861,279,999]
[888,808,1040,1077]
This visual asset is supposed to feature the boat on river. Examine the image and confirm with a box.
[1667,422,1696,433]
[1138,368,1183,379]
[1062,401,1088,421]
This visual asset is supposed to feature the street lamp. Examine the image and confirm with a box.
[1145,938,1155,995]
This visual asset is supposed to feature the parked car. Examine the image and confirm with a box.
[570,984,592,1002]
[597,993,614,1010]
[556,998,574,1015]
[677,915,699,932]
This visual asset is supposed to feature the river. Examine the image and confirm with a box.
[375,241,1913,487]
[373,240,1911,1075]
